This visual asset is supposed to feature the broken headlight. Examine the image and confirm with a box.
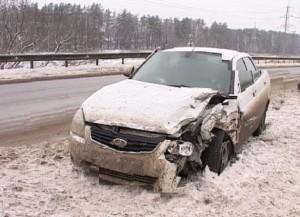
[70,108,86,143]
[167,140,193,157]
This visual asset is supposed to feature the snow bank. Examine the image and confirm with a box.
[0,90,300,217]
[0,59,144,84]
[1,58,300,84]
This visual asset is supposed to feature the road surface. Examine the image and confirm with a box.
[0,75,124,146]
[267,67,300,77]
[0,67,299,146]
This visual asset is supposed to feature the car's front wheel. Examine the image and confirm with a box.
[201,130,232,175]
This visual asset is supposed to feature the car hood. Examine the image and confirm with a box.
[82,79,217,135]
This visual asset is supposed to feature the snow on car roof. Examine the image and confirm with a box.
[163,47,248,61]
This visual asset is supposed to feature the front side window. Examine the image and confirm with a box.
[132,51,232,93]
[237,59,253,91]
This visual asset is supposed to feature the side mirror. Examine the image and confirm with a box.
[123,66,135,77]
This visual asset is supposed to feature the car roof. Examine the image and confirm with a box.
[163,47,249,61]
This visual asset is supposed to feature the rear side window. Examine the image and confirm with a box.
[244,57,256,72]
[244,57,261,80]
[237,59,253,91]
[252,70,262,81]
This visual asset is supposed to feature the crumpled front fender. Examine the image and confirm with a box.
[200,100,239,144]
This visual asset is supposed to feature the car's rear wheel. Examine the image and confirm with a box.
[253,109,267,137]
[201,130,232,175]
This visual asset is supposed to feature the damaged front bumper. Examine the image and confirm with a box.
[69,126,184,192]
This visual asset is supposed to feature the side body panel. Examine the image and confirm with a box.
[250,70,271,131]
[237,84,257,145]
[232,55,271,152]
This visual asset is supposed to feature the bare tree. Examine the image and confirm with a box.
[1,1,300,56]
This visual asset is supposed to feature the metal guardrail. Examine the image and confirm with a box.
[252,56,300,61]
[253,56,300,66]
[0,52,152,69]
[1,52,300,69]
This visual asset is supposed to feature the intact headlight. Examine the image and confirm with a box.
[70,108,86,139]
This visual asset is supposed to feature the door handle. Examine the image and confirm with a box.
[253,90,257,97]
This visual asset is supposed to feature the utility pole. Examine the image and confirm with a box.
[283,1,291,54]
[284,2,291,33]
[251,23,258,53]
[85,12,88,52]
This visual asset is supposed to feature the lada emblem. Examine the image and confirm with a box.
[111,138,128,148]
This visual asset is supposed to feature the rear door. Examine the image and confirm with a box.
[236,58,257,144]
[244,57,261,96]
[243,57,269,129]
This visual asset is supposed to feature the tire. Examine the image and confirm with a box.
[253,109,267,137]
[201,130,232,175]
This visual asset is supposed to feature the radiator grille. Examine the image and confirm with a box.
[89,124,166,153]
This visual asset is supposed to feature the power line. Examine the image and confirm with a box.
[146,0,281,15]
[123,0,283,21]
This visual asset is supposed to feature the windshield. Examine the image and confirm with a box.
[132,51,232,93]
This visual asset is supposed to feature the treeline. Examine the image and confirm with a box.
[0,0,300,55]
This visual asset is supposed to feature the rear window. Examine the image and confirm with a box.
[132,51,232,93]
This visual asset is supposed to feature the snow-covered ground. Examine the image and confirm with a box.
[0,89,299,217]
[0,59,143,83]
[1,58,300,84]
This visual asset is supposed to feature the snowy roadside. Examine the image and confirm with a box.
[0,59,143,84]
[0,90,299,217]
[0,59,300,85]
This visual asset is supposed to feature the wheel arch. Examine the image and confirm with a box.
[211,127,235,155]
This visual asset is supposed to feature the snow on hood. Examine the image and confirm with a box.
[82,79,217,135]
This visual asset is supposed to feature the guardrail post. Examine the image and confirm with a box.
[65,60,68,67]
[30,61,34,69]
[122,57,125,64]
[96,59,99,66]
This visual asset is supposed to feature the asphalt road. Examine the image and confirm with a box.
[0,67,299,146]
[267,67,300,77]
[0,75,124,146]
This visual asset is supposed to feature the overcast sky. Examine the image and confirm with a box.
[33,0,300,33]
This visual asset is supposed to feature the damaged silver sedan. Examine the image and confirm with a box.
[69,47,271,192]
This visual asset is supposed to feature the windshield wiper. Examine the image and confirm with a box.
[214,92,238,100]
[167,84,192,88]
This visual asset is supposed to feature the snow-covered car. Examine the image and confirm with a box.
[69,47,271,192]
